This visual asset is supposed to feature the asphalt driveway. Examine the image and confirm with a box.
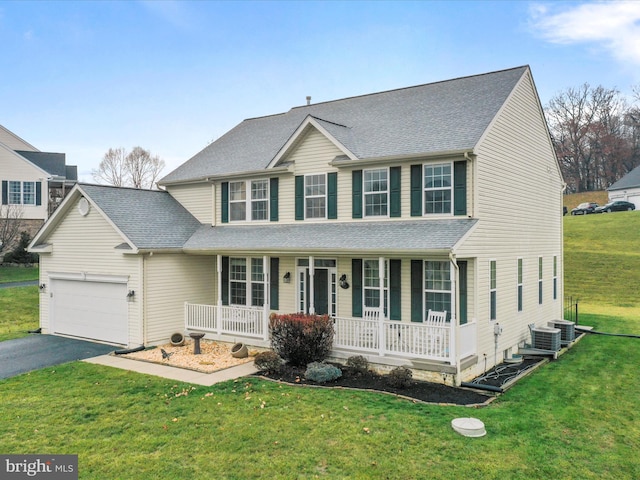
[0,335,116,380]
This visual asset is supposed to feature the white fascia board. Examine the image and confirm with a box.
[267,115,358,169]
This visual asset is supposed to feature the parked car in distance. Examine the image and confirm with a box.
[594,200,636,213]
[571,202,599,215]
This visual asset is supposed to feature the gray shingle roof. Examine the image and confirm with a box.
[160,66,528,184]
[183,219,478,254]
[16,151,68,177]
[608,164,640,191]
[79,184,202,250]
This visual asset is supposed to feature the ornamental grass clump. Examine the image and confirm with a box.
[387,366,413,389]
[346,355,370,375]
[269,313,334,366]
[253,351,284,373]
[304,362,342,383]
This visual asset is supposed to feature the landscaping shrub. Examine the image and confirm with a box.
[304,362,342,383]
[387,366,413,389]
[269,313,334,366]
[346,355,370,374]
[3,232,38,264]
[253,351,284,373]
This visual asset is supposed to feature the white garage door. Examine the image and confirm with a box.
[628,195,640,210]
[51,279,128,345]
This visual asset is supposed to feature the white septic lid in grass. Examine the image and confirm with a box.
[451,417,486,437]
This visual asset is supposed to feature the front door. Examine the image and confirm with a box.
[298,261,336,316]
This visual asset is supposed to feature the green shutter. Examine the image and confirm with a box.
[352,259,363,318]
[352,170,363,219]
[327,172,338,219]
[458,261,468,325]
[1,181,7,205]
[221,256,229,305]
[411,260,423,322]
[35,182,42,206]
[410,164,422,217]
[453,161,467,216]
[270,177,279,222]
[270,257,279,310]
[389,166,401,217]
[221,182,229,224]
[389,259,401,320]
[295,176,304,220]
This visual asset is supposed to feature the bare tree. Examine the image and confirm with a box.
[0,204,24,255]
[546,84,636,192]
[92,147,165,189]
[126,147,165,189]
[92,147,128,187]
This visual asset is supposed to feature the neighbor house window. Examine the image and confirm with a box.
[8,181,21,205]
[425,261,451,317]
[22,182,35,205]
[553,256,558,300]
[517,258,523,312]
[490,260,497,320]
[424,163,452,214]
[229,180,269,222]
[364,168,388,217]
[363,259,388,314]
[305,174,326,219]
[538,257,543,305]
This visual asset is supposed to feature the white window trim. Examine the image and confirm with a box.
[538,256,543,306]
[423,161,453,216]
[22,181,36,205]
[424,260,453,321]
[363,258,388,313]
[553,255,558,301]
[8,181,22,205]
[304,173,327,220]
[228,179,270,223]
[363,167,389,218]
[229,257,266,306]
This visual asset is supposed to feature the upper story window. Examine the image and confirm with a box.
[8,181,35,205]
[490,260,497,320]
[364,168,388,217]
[424,163,452,214]
[305,174,326,219]
[229,179,269,222]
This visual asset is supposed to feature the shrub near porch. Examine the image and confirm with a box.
[268,313,334,366]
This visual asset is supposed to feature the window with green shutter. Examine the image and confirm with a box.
[352,170,363,219]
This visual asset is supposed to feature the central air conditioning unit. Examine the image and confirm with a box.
[529,325,561,351]
[549,319,575,344]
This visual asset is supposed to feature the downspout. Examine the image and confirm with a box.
[450,252,461,386]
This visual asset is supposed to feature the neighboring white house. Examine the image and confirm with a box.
[29,66,565,385]
[607,164,640,209]
[0,124,77,241]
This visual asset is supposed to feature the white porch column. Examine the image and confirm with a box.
[216,254,222,335]
[378,256,385,357]
[450,256,459,372]
[263,255,269,341]
[308,256,315,314]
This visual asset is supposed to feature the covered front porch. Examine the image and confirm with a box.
[184,302,477,366]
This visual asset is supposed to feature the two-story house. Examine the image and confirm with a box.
[0,124,77,246]
[29,66,564,384]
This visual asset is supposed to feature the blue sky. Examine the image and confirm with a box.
[2,0,640,181]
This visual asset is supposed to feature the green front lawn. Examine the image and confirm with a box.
[0,265,39,283]
[0,308,638,479]
[0,286,39,341]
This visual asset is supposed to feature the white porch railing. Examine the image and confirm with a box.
[184,303,477,363]
[184,303,264,339]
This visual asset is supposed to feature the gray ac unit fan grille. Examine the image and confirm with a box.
[550,320,575,342]
[531,327,561,351]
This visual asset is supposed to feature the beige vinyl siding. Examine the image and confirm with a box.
[457,71,563,367]
[0,126,38,151]
[166,182,212,224]
[0,147,49,220]
[38,195,142,345]
[144,253,215,344]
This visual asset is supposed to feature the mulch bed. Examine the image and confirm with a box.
[254,364,494,406]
